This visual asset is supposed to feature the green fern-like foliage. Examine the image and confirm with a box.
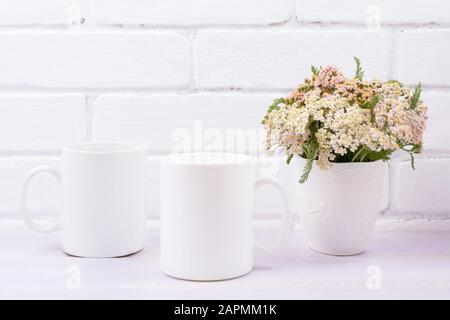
[299,140,318,183]
[410,82,422,110]
[261,98,284,125]
[299,121,319,183]
[311,65,320,77]
[361,93,382,110]
[286,153,294,164]
[354,56,364,80]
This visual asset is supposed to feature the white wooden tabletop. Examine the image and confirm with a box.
[1,219,449,300]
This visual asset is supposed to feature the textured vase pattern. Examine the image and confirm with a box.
[298,161,388,255]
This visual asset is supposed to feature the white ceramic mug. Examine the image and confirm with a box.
[20,142,147,258]
[160,153,290,281]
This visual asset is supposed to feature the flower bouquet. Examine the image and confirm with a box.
[262,58,428,255]
[263,57,427,183]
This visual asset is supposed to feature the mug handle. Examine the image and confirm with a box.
[253,176,290,251]
[20,166,61,233]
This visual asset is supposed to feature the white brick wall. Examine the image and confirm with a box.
[0,0,449,220]
[296,0,450,25]
[0,94,86,151]
[390,152,450,217]
[421,91,450,151]
[94,0,292,26]
[93,94,274,153]
[195,30,392,89]
[0,157,60,217]
[0,32,190,88]
[399,30,450,86]
[0,1,85,26]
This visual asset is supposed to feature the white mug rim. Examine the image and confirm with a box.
[162,152,255,166]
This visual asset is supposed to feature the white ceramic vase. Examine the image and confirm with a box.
[296,159,389,256]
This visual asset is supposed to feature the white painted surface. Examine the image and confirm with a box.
[0,0,85,26]
[0,94,86,151]
[399,30,450,86]
[0,157,61,216]
[93,94,277,153]
[296,0,450,25]
[0,32,190,88]
[195,31,391,89]
[422,91,450,151]
[1,219,449,299]
[390,155,450,216]
[94,0,291,26]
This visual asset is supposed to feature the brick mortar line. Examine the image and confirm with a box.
[0,86,449,94]
[0,23,449,32]
[383,211,450,221]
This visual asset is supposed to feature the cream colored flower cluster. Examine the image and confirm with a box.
[263,59,427,182]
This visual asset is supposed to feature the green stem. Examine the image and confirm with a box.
[351,147,365,162]
[359,151,369,162]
